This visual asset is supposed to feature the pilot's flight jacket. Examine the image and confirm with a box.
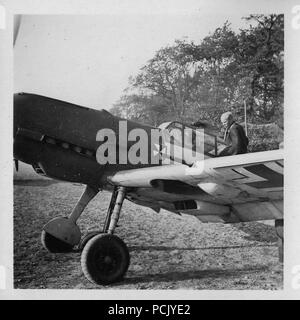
[219,122,248,156]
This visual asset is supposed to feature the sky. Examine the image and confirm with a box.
[14,13,251,111]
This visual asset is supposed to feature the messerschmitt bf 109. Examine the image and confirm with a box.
[13,93,283,285]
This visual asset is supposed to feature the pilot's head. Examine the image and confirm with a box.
[220,112,234,129]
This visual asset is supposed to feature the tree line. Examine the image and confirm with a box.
[110,14,283,135]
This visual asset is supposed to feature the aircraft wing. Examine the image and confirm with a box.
[108,149,283,223]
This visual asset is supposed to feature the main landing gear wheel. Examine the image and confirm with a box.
[41,230,74,253]
[81,233,130,285]
[41,216,81,253]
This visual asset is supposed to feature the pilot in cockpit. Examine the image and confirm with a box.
[218,112,248,157]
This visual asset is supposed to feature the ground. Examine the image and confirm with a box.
[14,180,283,290]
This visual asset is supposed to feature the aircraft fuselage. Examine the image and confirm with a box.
[13,93,158,188]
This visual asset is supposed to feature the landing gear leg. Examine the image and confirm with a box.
[102,186,118,233]
[105,186,126,234]
[68,185,99,224]
[275,219,283,263]
[81,186,130,285]
[41,185,99,253]
[79,186,119,250]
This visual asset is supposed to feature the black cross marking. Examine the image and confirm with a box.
[244,164,283,189]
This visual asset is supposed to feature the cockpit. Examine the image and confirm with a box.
[159,121,227,160]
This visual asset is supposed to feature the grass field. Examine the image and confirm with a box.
[14,180,283,289]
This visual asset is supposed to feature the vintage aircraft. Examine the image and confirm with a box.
[13,92,284,285]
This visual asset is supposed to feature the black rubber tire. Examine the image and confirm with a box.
[41,230,74,253]
[79,231,101,251]
[81,233,130,285]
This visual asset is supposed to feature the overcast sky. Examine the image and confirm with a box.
[14,13,251,111]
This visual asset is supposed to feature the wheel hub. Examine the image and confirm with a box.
[104,256,113,264]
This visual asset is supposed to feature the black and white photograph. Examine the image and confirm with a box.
[1,0,300,299]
